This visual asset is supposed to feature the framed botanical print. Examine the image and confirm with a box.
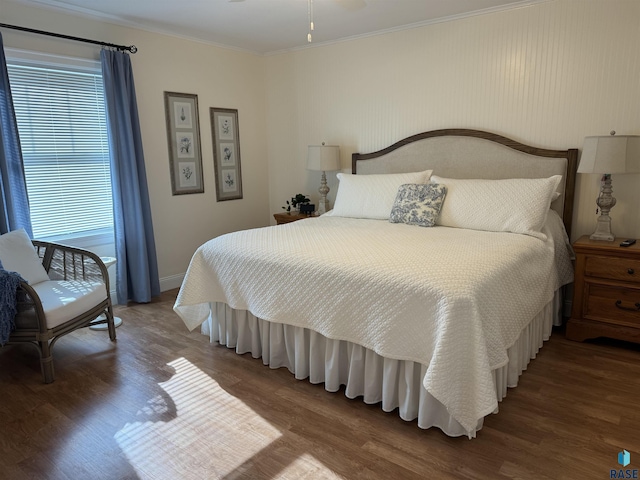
[210,107,243,201]
[164,92,204,195]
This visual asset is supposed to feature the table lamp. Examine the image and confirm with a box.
[578,132,640,241]
[307,143,340,214]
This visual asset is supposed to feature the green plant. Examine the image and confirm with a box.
[282,193,310,212]
[282,200,292,212]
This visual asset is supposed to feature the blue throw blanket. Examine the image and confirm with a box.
[0,260,25,346]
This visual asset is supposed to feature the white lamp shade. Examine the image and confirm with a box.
[307,145,340,172]
[578,135,640,174]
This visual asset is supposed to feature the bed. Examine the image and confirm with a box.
[174,129,578,438]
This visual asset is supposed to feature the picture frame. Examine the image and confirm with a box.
[210,107,243,201]
[164,91,204,195]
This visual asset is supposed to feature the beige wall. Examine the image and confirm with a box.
[2,0,270,290]
[265,0,640,241]
[3,0,640,291]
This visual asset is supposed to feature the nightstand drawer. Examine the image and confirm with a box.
[585,284,640,327]
[585,255,640,284]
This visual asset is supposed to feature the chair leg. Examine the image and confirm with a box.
[106,305,117,341]
[40,340,55,384]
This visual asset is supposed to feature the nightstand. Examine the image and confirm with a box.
[273,212,315,225]
[566,235,640,343]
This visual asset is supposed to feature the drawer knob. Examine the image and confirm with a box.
[615,300,640,312]
[628,268,635,275]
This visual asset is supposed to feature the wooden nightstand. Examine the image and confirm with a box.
[566,235,640,343]
[273,212,315,225]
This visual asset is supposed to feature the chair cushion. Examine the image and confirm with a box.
[31,280,107,329]
[0,229,49,285]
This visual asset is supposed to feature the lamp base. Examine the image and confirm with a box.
[317,170,330,215]
[590,175,616,242]
[589,214,614,242]
[318,197,329,215]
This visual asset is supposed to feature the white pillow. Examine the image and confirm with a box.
[431,175,562,239]
[0,229,49,284]
[332,170,433,220]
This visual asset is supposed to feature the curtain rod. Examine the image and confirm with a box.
[0,23,138,54]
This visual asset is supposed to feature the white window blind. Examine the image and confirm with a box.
[7,61,113,240]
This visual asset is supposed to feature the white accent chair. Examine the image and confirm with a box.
[0,229,116,383]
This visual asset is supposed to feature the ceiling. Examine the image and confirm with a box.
[12,0,539,55]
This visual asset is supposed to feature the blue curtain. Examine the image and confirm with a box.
[0,33,32,237]
[101,49,160,304]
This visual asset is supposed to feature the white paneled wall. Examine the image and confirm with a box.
[266,0,640,240]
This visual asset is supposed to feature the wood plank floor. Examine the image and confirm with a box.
[1,289,639,480]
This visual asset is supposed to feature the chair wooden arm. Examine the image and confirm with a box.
[15,280,47,334]
[32,240,111,293]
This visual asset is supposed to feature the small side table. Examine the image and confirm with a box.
[273,212,316,225]
[89,256,123,331]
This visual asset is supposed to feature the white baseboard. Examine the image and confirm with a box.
[160,273,185,292]
[110,273,185,303]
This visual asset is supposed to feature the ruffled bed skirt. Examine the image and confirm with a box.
[201,290,562,438]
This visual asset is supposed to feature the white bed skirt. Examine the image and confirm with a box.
[201,290,563,438]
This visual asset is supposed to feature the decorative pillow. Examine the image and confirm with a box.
[331,170,433,220]
[0,229,49,284]
[431,175,562,239]
[389,183,447,227]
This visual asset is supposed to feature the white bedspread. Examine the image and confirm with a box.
[174,213,573,435]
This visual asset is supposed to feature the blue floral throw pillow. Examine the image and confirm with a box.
[389,183,447,227]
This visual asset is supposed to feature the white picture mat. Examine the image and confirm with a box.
[217,115,234,140]
[221,169,237,192]
[176,132,195,158]
[173,101,193,129]
[178,161,197,187]
[220,142,236,166]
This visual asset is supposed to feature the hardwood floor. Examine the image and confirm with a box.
[1,289,639,480]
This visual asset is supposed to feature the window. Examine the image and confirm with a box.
[6,52,113,244]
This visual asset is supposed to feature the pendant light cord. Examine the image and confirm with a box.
[308,0,314,43]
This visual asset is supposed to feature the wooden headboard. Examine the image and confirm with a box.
[352,129,578,238]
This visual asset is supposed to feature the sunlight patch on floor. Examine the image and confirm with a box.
[277,453,344,480]
[114,357,282,478]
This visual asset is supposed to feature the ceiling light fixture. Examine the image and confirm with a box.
[308,0,314,42]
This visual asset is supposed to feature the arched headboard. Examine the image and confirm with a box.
[352,129,578,238]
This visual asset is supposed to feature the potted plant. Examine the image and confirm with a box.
[282,193,311,213]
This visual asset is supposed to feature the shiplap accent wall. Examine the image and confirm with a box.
[265,0,640,241]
